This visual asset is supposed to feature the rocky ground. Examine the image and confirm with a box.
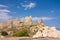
[0,37,60,40]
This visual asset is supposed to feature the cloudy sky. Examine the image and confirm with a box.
[0,0,60,29]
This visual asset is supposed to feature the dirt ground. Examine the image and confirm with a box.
[0,37,60,40]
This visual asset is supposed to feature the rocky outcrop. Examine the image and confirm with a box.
[33,26,60,38]
[23,16,32,25]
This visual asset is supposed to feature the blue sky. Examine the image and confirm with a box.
[0,0,60,29]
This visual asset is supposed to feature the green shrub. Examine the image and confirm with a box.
[1,31,8,36]
[13,29,29,37]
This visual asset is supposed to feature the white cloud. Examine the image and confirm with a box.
[0,4,8,7]
[21,2,36,10]
[0,13,12,21]
[0,9,12,22]
[32,17,53,21]
[0,9,10,13]
[41,17,53,20]
[32,17,39,21]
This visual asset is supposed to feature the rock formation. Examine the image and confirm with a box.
[13,17,20,27]
[7,20,13,28]
[33,19,60,38]
[38,18,45,32]
[0,16,60,38]
[23,16,32,25]
[33,26,60,38]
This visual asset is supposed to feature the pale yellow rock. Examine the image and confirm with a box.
[56,30,60,38]
[13,17,20,27]
[23,16,32,25]
[33,25,60,38]
[33,30,42,38]
[42,26,49,37]
[38,18,44,31]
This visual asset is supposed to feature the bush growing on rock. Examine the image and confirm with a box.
[13,28,30,37]
[1,31,8,36]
